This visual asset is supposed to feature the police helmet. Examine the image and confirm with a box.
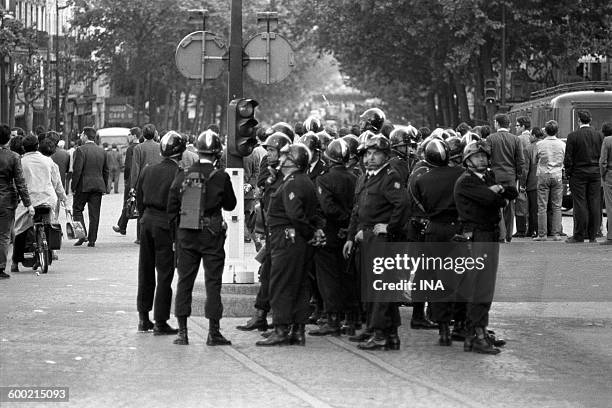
[359,108,386,133]
[424,138,450,167]
[364,134,391,154]
[160,131,187,158]
[357,130,377,155]
[303,116,324,133]
[298,132,323,154]
[446,136,465,161]
[389,127,413,147]
[265,122,295,142]
[280,143,311,170]
[461,131,481,146]
[316,130,333,151]
[462,140,491,164]
[325,138,351,164]
[196,129,222,155]
[262,132,292,151]
[341,134,360,157]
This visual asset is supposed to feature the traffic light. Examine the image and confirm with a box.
[484,78,497,104]
[228,98,259,157]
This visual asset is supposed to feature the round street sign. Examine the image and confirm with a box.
[175,31,227,81]
[244,32,295,84]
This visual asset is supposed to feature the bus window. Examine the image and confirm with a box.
[572,108,612,132]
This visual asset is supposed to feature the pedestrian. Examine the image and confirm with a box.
[48,132,70,190]
[236,131,292,332]
[0,124,33,279]
[521,127,543,238]
[66,141,75,194]
[113,127,140,236]
[168,130,237,346]
[256,144,324,346]
[533,121,565,241]
[514,116,532,238]
[564,110,605,243]
[309,139,357,336]
[135,131,186,334]
[343,135,407,351]
[106,144,122,194]
[454,140,517,354]
[71,127,109,247]
[599,122,612,245]
[486,114,525,242]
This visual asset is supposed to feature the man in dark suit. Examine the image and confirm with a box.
[485,114,524,242]
[564,110,605,243]
[72,127,109,247]
[113,127,140,235]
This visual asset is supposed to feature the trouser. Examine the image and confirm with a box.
[73,192,102,243]
[108,169,120,193]
[117,185,140,237]
[498,198,515,241]
[136,215,175,322]
[603,174,612,240]
[307,245,324,314]
[65,172,72,194]
[0,208,15,271]
[405,219,427,320]
[537,174,563,236]
[527,190,538,236]
[269,228,310,325]
[363,232,401,331]
[314,243,346,314]
[465,229,499,329]
[254,236,271,312]
[570,173,602,240]
[515,192,528,235]
[174,227,226,319]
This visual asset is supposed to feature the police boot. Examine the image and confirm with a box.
[438,322,452,346]
[307,304,321,325]
[340,312,356,336]
[236,309,269,331]
[468,327,500,355]
[486,329,506,348]
[173,316,189,345]
[386,327,400,350]
[357,330,388,351]
[308,313,340,336]
[451,320,468,341]
[289,324,306,346]
[410,303,438,330]
[138,312,154,332]
[349,328,373,343]
[207,319,231,346]
[256,325,290,346]
[153,320,179,336]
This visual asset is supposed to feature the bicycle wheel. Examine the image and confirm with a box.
[37,227,49,274]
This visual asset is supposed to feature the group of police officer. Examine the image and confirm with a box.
[135,107,515,355]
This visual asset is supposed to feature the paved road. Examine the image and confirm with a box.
[1,189,611,408]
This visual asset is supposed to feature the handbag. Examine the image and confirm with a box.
[65,209,86,240]
[124,194,139,220]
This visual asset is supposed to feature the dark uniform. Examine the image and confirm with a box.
[347,163,406,341]
[267,172,319,327]
[135,158,181,324]
[388,156,410,186]
[168,161,237,321]
[313,164,357,328]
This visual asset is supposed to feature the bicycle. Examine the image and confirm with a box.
[28,205,53,274]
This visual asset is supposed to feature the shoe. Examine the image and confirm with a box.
[10,263,19,273]
[486,332,506,348]
[153,321,179,336]
[559,232,567,237]
[512,233,525,238]
[174,317,189,345]
[348,330,373,343]
[600,240,612,246]
[87,242,95,247]
[137,319,154,332]
[552,235,562,242]
[236,310,269,331]
[386,334,401,350]
[256,325,290,346]
[261,330,273,338]
[288,324,306,346]
[466,327,501,355]
[308,314,340,336]
[74,238,88,246]
[134,239,140,245]
[410,318,438,330]
[307,309,321,325]
[438,322,452,346]
[565,236,584,243]
[112,226,126,235]
[0,271,10,279]
[533,235,547,241]
[207,319,231,346]
[357,332,388,350]
[340,322,356,336]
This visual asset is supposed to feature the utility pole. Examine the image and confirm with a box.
[226,0,244,168]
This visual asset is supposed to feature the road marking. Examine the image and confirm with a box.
[326,337,489,408]
[190,320,332,408]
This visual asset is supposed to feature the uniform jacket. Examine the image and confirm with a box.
[0,147,31,209]
[167,161,237,226]
[267,171,320,240]
[486,130,525,185]
[564,125,604,177]
[454,169,508,227]
[72,141,109,194]
[347,162,407,241]
[406,161,432,219]
[130,139,161,188]
[414,165,464,222]
[389,156,411,186]
[136,158,181,227]
[316,165,357,246]
[307,159,327,182]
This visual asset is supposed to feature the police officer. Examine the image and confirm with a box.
[237,132,292,332]
[309,139,357,336]
[135,131,186,334]
[256,144,324,346]
[343,135,407,350]
[412,139,465,346]
[168,130,237,346]
[454,141,517,354]
[341,134,361,176]
[388,127,414,185]
[359,108,386,133]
